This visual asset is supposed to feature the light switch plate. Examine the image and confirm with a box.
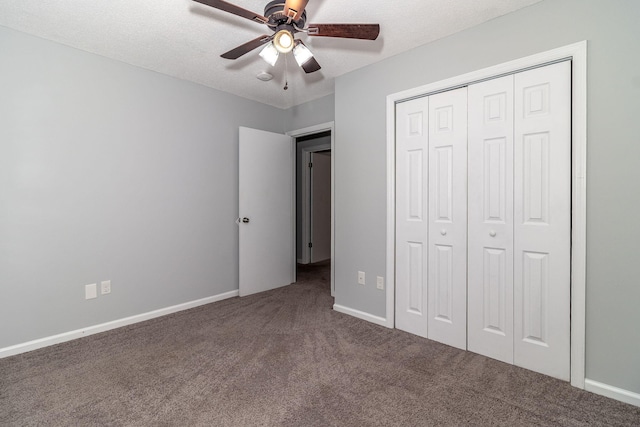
[85,283,97,300]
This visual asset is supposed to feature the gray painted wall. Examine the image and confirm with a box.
[333,0,640,393]
[0,26,286,348]
[283,94,335,133]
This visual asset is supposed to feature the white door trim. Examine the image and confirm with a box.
[385,41,587,388]
[287,122,336,296]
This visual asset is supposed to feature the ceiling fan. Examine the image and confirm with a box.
[193,0,380,74]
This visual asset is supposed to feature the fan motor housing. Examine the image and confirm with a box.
[264,1,307,30]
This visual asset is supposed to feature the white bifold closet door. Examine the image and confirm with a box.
[395,88,468,349]
[467,61,571,380]
[395,97,429,338]
[513,61,571,380]
[467,74,515,364]
[396,61,570,380]
[427,88,468,350]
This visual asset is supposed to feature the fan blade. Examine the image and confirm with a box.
[221,35,273,59]
[283,0,309,22]
[193,0,268,24]
[301,56,321,74]
[307,24,380,40]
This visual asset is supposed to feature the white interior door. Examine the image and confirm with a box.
[395,96,429,338]
[467,75,515,363]
[394,88,469,348]
[427,87,468,350]
[394,62,570,379]
[239,127,294,297]
[467,62,571,380]
[310,151,331,263]
[513,61,571,380]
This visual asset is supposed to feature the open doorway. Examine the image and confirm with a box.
[308,150,331,262]
[294,129,333,295]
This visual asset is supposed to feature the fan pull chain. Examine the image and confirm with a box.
[283,53,289,91]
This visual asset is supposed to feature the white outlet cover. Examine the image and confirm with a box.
[101,280,111,295]
[85,283,97,300]
[376,276,384,290]
[358,271,365,285]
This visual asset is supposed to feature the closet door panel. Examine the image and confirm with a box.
[395,97,430,338]
[468,75,515,363]
[514,61,571,380]
[427,87,467,349]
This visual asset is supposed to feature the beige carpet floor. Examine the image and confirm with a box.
[1,261,639,426]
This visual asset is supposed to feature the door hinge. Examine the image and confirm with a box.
[308,162,313,168]
[308,242,313,248]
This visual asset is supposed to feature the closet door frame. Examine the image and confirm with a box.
[386,41,587,389]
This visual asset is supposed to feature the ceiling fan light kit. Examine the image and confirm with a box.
[193,0,380,75]
[273,29,295,53]
[292,41,313,67]
[258,42,280,66]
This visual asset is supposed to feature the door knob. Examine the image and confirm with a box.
[489,230,497,237]
[242,217,250,223]
[441,229,447,236]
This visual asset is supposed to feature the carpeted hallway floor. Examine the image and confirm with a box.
[1,261,639,426]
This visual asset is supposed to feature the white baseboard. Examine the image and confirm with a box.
[333,304,392,328]
[585,379,640,407]
[0,290,239,359]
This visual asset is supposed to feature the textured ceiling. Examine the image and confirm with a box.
[0,0,541,109]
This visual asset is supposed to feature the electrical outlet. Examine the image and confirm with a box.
[376,276,384,290]
[101,280,111,295]
[358,271,365,285]
[85,283,97,300]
